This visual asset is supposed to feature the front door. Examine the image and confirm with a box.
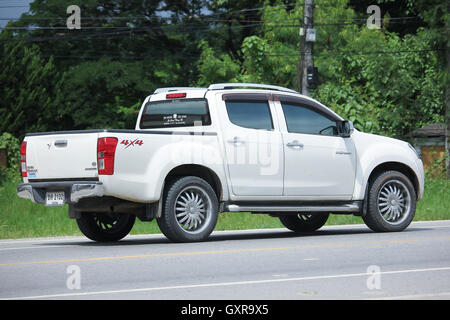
[278,99,356,198]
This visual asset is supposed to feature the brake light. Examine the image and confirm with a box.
[20,141,27,177]
[97,137,118,175]
[166,92,186,99]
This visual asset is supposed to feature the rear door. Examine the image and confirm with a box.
[25,132,99,180]
[218,93,284,196]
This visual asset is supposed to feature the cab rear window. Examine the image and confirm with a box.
[140,98,211,129]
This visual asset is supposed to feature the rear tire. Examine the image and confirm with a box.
[363,170,416,232]
[279,213,329,232]
[76,212,135,242]
[157,176,219,242]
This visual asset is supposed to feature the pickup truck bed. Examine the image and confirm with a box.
[23,129,215,179]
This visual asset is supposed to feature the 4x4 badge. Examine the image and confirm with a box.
[120,139,144,149]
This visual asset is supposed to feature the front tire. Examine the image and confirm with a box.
[279,213,329,232]
[157,176,219,242]
[363,170,416,232]
[76,212,136,242]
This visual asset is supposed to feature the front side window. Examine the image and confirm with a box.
[225,100,273,130]
[281,103,338,136]
[140,98,211,129]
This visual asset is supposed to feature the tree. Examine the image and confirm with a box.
[405,0,449,177]
[196,40,240,87]
[195,0,445,139]
[55,58,154,129]
[0,34,60,139]
[4,0,218,133]
[0,0,446,147]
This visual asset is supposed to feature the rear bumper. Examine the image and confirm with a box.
[17,181,104,205]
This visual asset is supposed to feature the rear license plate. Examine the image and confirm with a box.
[45,191,65,206]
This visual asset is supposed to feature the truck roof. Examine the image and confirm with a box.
[149,83,340,120]
[153,83,299,95]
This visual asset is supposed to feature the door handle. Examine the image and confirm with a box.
[227,136,245,145]
[286,140,304,149]
[54,140,68,147]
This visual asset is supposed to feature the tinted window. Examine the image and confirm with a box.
[281,103,338,136]
[140,98,211,129]
[225,101,273,130]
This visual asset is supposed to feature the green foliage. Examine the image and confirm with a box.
[0,0,446,143]
[196,0,445,139]
[313,81,380,133]
[425,152,448,180]
[0,133,21,183]
[0,35,60,138]
[55,58,153,129]
[313,28,444,137]
[196,40,240,86]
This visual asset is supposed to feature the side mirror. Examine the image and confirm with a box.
[338,120,354,138]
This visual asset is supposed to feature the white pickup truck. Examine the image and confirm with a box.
[17,83,424,242]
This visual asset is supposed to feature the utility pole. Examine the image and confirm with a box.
[298,0,314,96]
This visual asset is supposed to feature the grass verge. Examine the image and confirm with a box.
[0,178,448,239]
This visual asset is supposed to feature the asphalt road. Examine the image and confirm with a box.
[0,220,449,300]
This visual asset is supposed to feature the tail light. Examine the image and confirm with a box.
[97,137,118,175]
[20,141,27,177]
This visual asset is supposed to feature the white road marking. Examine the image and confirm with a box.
[0,245,78,252]
[2,266,450,300]
[370,292,450,300]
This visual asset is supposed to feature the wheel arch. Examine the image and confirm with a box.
[366,162,420,200]
[163,164,223,202]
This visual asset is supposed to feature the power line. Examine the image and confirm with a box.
[0,16,422,33]
[7,1,402,25]
[0,22,280,42]
[0,48,441,61]
[270,48,443,58]
[0,5,29,8]
[0,20,426,43]
[0,15,420,23]
[0,22,301,31]
[0,13,423,43]
[0,4,298,21]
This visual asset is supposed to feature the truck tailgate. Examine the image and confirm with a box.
[25,132,99,180]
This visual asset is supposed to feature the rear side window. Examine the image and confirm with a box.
[281,103,338,136]
[225,101,273,130]
[140,98,211,129]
